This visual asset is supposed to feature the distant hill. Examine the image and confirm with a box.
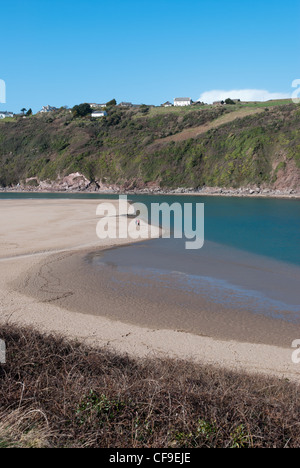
[0,101,299,191]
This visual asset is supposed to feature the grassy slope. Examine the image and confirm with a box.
[150,107,265,144]
[1,324,300,448]
[0,101,299,189]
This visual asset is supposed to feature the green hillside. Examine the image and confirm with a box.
[0,101,299,190]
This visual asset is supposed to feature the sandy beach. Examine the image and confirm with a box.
[0,198,299,382]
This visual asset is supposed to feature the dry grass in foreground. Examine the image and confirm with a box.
[0,324,300,448]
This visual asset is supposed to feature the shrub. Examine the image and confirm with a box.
[72,103,92,118]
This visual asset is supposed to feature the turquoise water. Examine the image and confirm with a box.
[1,192,300,266]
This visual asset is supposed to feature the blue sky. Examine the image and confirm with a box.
[0,0,299,112]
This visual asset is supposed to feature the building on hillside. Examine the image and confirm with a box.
[174,98,192,107]
[39,105,58,113]
[0,111,14,119]
[162,101,173,107]
[91,110,107,118]
[118,102,133,107]
[213,101,225,106]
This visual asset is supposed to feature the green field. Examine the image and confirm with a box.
[237,99,293,108]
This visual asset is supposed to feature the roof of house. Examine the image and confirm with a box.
[40,105,58,112]
[174,97,191,101]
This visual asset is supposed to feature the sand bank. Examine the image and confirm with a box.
[0,199,299,382]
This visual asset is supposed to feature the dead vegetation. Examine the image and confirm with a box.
[150,107,265,147]
[0,324,300,448]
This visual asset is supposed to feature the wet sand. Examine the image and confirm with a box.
[17,241,300,348]
[1,199,300,381]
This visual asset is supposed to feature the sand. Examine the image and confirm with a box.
[0,199,300,382]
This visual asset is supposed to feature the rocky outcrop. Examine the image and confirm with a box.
[20,172,91,192]
[3,174,300,199]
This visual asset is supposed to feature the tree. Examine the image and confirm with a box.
[21,108,27,115]
[225,98,236,105]
[106,99,117,107]
[26,108,32,116]
[72,103,92,118]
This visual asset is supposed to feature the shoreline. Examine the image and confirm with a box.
[0,199,299,382]
[1,186,300,200]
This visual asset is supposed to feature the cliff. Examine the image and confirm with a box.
[0,101,299,193]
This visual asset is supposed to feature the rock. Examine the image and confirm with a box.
[60,172,90,191]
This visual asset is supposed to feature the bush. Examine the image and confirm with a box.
[1,324,300,448]
[72,103,92,118]
[139,105,150,114]
[225,98,236,105]
[106,99,117,107]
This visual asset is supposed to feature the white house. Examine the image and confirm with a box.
[174,98,192,107]
[0,111,14,119]
[118,102,133,107]
[39,105,58,113]
[91,110,107,118]
[162,101,173,107]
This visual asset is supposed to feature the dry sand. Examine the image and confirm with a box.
[0,199,299,382]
